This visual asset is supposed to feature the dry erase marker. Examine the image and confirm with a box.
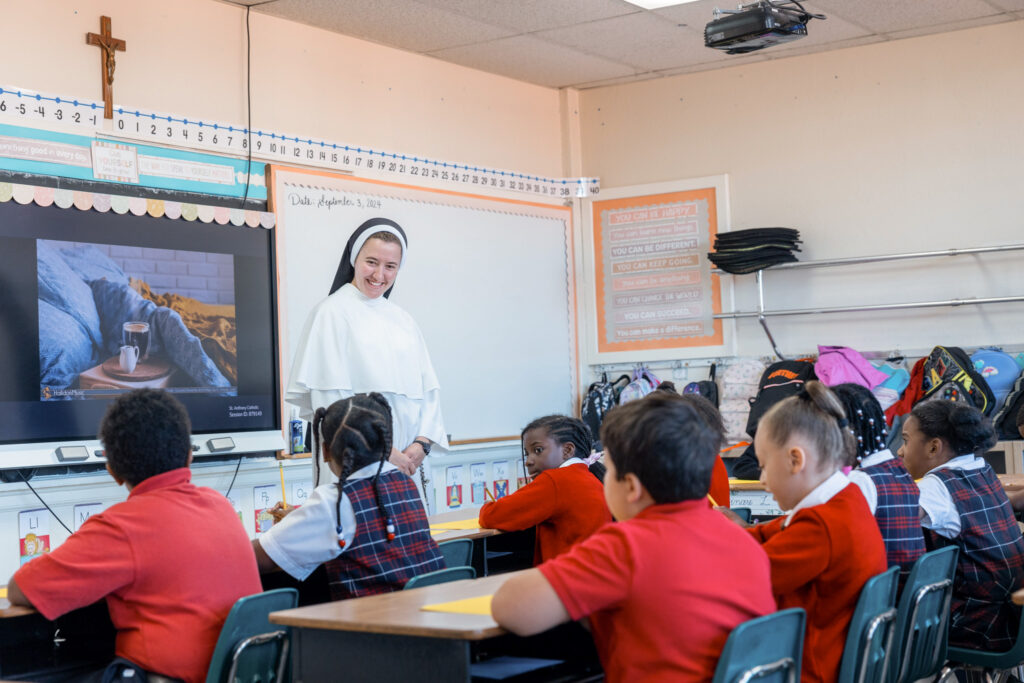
[279,463,288,507]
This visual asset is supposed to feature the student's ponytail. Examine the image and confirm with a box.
[910,400,996,457]
[760,380,853,471]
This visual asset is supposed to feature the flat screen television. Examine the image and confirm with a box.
[0,196,283,469]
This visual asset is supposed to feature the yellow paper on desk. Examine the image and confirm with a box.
[421,595,493,616]
[0,587,6,599]
[729,479,762,484]
[429,519,481,531]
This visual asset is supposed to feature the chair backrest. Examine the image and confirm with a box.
[403,566,476,590]
[888,546,959,683]
[730,507,753,524]
[206,588,298,683]
[837,567,899,683]
[437,538,474,568]
[712,608,806,683]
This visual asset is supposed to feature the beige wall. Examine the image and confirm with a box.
[579,21,1024,360]
[3,0,564,176]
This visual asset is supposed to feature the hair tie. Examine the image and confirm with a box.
[837,417,849,428]
[584,451,603,466]
[796,388,812,401]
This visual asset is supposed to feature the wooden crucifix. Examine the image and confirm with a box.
[86,16,126,119]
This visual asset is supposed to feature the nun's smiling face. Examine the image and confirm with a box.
[352,237,402,299]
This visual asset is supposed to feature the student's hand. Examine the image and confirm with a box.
[269,502,293,524]
[389,447,418,476]
[717,506,751,528]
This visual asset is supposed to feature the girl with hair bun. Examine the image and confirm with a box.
[836,383,925,590]
[253,393,444,600]
[731,381,886,683]
[899,399,1024,650]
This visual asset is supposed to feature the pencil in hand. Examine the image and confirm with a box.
[483,486,496,503]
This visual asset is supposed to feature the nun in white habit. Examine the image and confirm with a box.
[286,218,447,510]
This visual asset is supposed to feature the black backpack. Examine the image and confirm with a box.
[683,363,719,408]
[917,345,995,416]
[581,373,629,446]
[994,372,1024,440]
[745,360,818,437]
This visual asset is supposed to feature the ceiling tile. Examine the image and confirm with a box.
[535,12,716,71]
[883,12,1014,40]
[413,0,639,33]
[256,0,516,52]
[812,0,1003,35]
[428,34,637,88]
[574,71,665,90]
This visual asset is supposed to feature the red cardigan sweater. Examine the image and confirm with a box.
[748,484,886,683]
[478,463,611,564]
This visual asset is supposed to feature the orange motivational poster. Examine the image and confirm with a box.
[592,187,724,354]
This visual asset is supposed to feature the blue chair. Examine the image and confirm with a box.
[205,588,298,683]
[403,566,476,590]
[888,546,959,683]
[712,608,805,683]
[944,604,1024,682]
[437,538,473,568]
[837,567,899,683]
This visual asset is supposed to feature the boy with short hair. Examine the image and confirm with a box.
[8,389,262,683]
[491,395,776,682]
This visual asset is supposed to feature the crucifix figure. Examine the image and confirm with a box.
[86,16,126,119]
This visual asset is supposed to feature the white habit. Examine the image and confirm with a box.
[286,283,448,505]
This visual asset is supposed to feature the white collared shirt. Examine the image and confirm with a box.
[917,454,987,539]
[783,471,850,527]
[847,449,897,514]
[559,457,586,468]
[259,460,399,580]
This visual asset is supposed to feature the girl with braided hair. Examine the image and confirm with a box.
[479,415,611,564]
[253,393,444,600]
[837,383,925,590]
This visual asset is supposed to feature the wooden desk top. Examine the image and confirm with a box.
[729,479,767,491]
[428,508,502,542]
[1013,588,1024,606]
[270,571,523,640]
[0,587,36,619]
[998,474,1024,491]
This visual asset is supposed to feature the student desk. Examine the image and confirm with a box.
[729,479,784,518]
[427,508,502,542]
[427,508,535,576]
[271,571,520,682]
[0,589,115,680]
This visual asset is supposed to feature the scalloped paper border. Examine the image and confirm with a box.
[0,182,275,229]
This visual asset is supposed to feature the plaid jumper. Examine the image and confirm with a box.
[862,458,926,577]
[325,469,444,601]
[927,465,1024,650]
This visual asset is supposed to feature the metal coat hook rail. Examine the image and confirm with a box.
[712,242,1024,359]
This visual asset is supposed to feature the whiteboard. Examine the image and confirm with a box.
[270,168,577,443]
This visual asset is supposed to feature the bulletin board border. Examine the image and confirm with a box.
[583,175,735,364]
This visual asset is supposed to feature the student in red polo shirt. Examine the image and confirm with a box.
[478,415,611,563]
[491,396,776,682]
[731,381,886,683]
[8,389,261,683]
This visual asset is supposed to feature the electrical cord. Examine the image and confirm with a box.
[224,452,244,500]
[240,4,254,209]
[20,470,73,534]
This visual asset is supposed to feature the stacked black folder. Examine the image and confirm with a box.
[708,228,802,274]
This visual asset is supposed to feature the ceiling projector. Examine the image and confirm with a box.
[705,1,825,55]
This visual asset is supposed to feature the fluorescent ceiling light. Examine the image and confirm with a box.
[625,0,703,9]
